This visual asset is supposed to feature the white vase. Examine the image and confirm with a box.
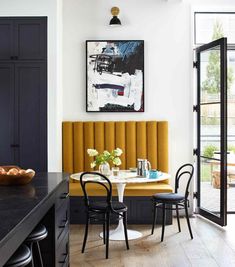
[99,162,111,175]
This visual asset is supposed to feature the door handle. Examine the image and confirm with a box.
[10,56,18,60]
[10,144,19,148]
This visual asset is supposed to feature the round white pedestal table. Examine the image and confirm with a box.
[70,171,170,241]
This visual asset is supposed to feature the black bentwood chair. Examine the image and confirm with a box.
[151,163,194,242]
[80,172,129,259]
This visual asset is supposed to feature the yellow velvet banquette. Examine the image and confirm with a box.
[62,121,173,197]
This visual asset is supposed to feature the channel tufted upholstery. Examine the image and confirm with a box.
[62,121,173,196]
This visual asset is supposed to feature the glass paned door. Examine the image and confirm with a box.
[196,38,227,226]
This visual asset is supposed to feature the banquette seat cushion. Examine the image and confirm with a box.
[62,121,173,196]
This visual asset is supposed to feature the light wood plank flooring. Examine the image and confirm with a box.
[70,215,235,267]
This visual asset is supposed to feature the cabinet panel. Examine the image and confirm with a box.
[55,198,69,244]
[0,17,47,171]
[0,20,13,60]
[70,196,173,225]
[14,18,46,60]
[56,231,69,267]
[15,63,47,171]
[56,181,69,210]
[0,64,15,165]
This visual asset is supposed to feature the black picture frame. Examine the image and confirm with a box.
[86,40,144,112]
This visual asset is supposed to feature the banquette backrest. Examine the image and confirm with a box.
[62,121,169,183]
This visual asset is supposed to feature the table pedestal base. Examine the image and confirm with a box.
[99,221,142,241]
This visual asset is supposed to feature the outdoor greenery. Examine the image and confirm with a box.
[203,144,219,158]
[203,144,235,159]
[201,144,235,183]
[228,145,235,153]
[199,20,235,185]
[201,164,211,182]
[202,20,234,94]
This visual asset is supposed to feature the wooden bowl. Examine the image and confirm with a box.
[0,166,35,186]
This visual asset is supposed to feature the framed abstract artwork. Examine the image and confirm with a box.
[86,40,144,112]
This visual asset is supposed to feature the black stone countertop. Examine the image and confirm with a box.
[0,172,69,249]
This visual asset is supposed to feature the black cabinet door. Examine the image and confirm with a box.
[15,62,47,171]
[0,20,13,60]
[0,64,15,165]
[0,18,47,61]
[14,18,47,60]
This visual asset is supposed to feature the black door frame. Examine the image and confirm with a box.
[196,37,227,226]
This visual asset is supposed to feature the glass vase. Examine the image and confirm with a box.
[99,162,111,176]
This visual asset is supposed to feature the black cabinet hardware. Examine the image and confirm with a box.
[59,253,68,264]
[59,219,69,229]
[60,192,69,199]
[10,144,19,148]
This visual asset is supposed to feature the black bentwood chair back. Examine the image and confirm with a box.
[80,172,129,259]
[151,163,194,241]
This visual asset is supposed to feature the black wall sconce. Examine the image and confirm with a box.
[109,7,121,27]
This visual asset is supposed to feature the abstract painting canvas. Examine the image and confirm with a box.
[86,40,144,112]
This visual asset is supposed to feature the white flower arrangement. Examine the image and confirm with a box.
[87,149,98,157]
[87,148,123,168]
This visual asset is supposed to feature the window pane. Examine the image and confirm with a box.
[195,13,235,45]
[200,47,221,103]
[200,158,221,216]
[201,104,221,159]
[228,50,235,155]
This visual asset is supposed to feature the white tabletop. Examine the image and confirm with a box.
[70,170,170,184]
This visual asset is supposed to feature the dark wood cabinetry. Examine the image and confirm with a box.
[70,196,172,225]
[40,179,70,267]
[55,181,70,267]
[0,18,46,60]
[0,64,14,164]
[0,17,47,171]
[0,173,70,267]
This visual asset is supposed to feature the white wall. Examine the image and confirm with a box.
[0,0,63,171]
[1,0,235,182]
[63,0,235,211]
[63,0,193,181]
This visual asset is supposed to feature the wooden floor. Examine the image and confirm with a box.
[70,215,235,267]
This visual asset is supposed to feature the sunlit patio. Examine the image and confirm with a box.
[201,182,235,212]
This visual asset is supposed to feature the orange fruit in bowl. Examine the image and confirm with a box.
[7,168,19,175]
[19,169,27,175]
[0,167,7,174]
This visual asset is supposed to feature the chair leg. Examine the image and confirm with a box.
[123,212,129,250]
[161,204,166,242]
[176,204,181,232]
[184,202,193,239]
[151,201,157,235]
[106,212,110,259]
[29,242,34,267]
[82,214,89,253]
[36,241,44,267]
[103,213,106,244]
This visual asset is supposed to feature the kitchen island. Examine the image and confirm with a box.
[0,172,69,267]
